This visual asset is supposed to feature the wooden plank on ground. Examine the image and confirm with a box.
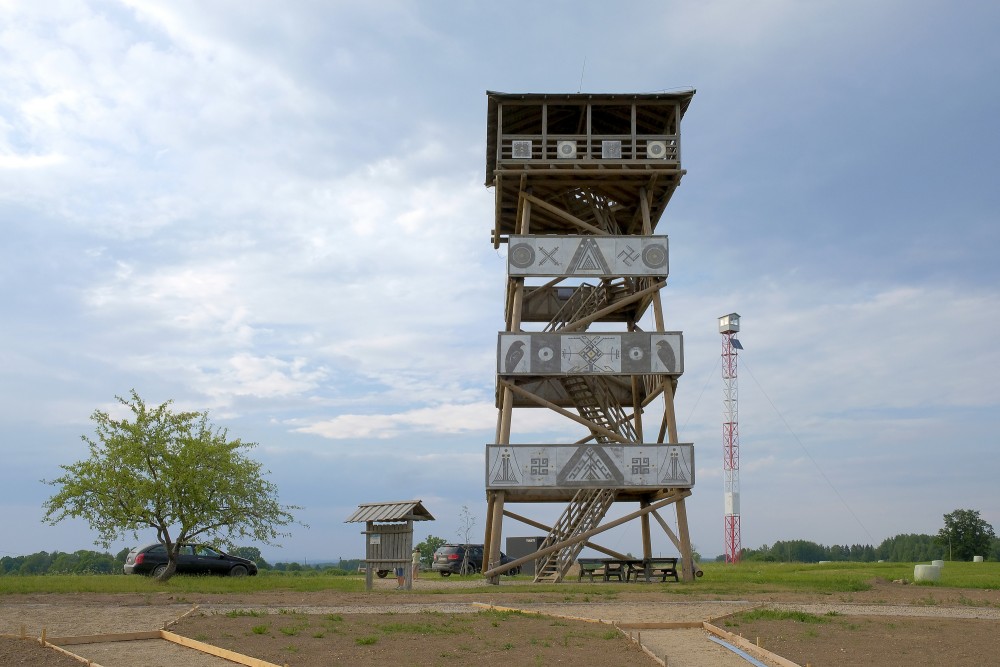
[161,630,284,667]
[702,622,803,667]
[49,631,162,645]
[43,641,107,666]
[615,621,703,630]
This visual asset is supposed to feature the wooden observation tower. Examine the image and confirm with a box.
[481,91,701,583]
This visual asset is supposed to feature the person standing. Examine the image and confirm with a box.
[411,547,421,581]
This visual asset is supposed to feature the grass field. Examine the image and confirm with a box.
[1,560,997,595]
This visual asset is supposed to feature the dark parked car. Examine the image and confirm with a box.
[431,544,520,576]
[123,542,258,577]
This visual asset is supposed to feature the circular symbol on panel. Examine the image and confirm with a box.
[538,346,554,362]
[557,141,577,157]
[628,346,644,361]
[509,243,536,269]
[641,244,667,269]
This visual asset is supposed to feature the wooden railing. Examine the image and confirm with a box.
[500,134,680,163]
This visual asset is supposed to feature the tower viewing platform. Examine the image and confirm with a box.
[486,91,695,243]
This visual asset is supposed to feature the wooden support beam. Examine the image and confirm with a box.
[483,491,496,565]
[522,276,565,302]
[520,193,609,236]
[486,490,505,584]
[662,379,679,443]
[640,186,654,236]
[512,173,526,238]
[496,313,520,443]
[493,173,502,248]
[561,281,665,332]
[519,186,532,235]
[631,375,644,442]
[675,495,695,581]
[574,379,671,445]
[640,498,652,561]
[502,509,630,560]
[650,508,681,551]
[483,492,682,577]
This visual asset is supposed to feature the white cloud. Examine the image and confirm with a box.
[0,152,66,168]
[296,402,494,440]
[2,0,999,562]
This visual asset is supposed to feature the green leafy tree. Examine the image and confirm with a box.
[876,533,944,562]
[231,546,271,570]
[42,390,301,581]
[1,555,25,574]
[18,552,52,575]
[48,551,77,574]
[415,535,448,567]
[937,509,996,561]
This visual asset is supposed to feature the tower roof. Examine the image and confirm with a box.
[485,90,696,185]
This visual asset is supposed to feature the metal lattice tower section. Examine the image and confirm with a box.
[719,313,741,563]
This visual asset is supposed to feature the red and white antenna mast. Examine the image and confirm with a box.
[719,313,742,563]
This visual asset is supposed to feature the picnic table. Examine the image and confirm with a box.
[577,557,679,583]
[635,558,680,582]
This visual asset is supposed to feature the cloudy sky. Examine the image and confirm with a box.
[2,0,998,564]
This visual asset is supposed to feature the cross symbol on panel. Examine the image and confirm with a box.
[618,245,640,266]
[538,246,560,266]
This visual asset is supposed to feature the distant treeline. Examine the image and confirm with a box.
[5,535,999,575]
[736,533,1000,563]
[1,549,130,575]
[0,548,366,576]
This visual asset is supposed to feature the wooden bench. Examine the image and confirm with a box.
[602,560,627,581]
[577,558,629,582]
[577,558,606,582]
[579,557,679,583]
[634,558,679,582]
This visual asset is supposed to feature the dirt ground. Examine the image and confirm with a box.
[1,577,999,666]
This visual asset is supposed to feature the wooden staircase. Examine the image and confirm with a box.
[560,376,638,443]
[533,487,616,583]
[530,276,647,583]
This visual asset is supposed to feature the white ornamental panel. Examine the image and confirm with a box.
[507,235,668,277]
[498,332,683,376]
[486,444,695,490]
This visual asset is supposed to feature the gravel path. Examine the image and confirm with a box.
[483,600,768,666]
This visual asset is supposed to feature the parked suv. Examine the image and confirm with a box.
[431,544,520,576]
